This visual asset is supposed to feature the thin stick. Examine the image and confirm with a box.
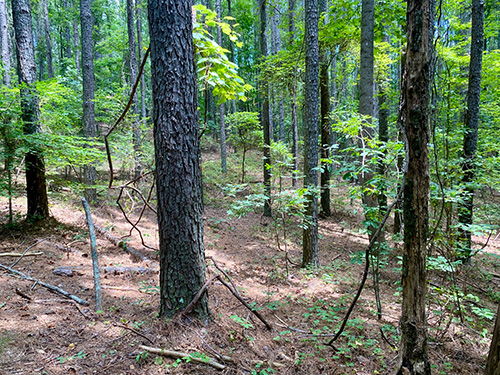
[81,197,102,312]
[207,257,240,297]
[10,237,52,269]
[138,345,226,371]
[0,263,89,305]
[0,252,43,257]
[216,275,272,330]
[114,323,155,345]
[182,275,218,316]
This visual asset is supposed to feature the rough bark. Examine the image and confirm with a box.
[80,0,97,202]
[41,0,53,78]
[127,0,142,178]
[148,0,209,320]
[270,0,285,143]
[359,0,377,238]
[302,0,319,268]
[458,0,484,260]
[259,0,272,217]
[216,0,226,173]
[486,302,500,375]
[0,0,10,86]
[396,0,432,373]
[319,0,331,217]
[12,0,49,220]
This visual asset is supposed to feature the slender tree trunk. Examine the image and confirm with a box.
[41,0,53,78]
[63,0,71,60]
[73,14,80,74]
[458,0,484,261]
[136,0,146,125]
[12,0,50,220]
[270,0,284,143]
[127,0,142,178]
[216,0,227,173]
[259,0,272,217]
[0,0,10,86]
[486,302,500,375]
[80,0,97,202]
[148,0,209,321]
[302,0,320,268]
[319,0,331,217]
[396,0,432,373]
[289,0,298,187]
[359,0,377,239]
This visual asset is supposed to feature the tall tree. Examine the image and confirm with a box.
[396,0,432,373]
[126,0,142,178]
[73,10,80,74]
[319,0,331,217]
[41,0,53,78]
[270,0,284,143]
[302,0,320,268]
[148,0,209,320]
[358,0,378,239]
[216,0,227,173]
[289,0,299,187]
[458,0,485,261]
[136,0,146,126]
[486,302,500,375]
[12,0,50,220]
[80,0,97,201]
[259,0,272,217]
[0,0,10,86]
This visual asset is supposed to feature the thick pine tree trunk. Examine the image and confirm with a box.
[396,0,432,373]
[127,0,142,178]
[302,0,319,268]
[458,0,484,261]
[319,0,331,217]
[259,0,272,217]
[148,0,209,321]
[12,0,49,220]
[80,0,97,202]
[0,0,10,86]
[486,302,500,375]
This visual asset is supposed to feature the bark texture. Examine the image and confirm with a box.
[397,0,432,373]
[319,0,331,217]
[302,0,319,268]
[259,0,272,217]
[458,0,484,260]
[486,302,500,375]
[12,0,49,220]
[80,0,97,201]
[148,0,209,320]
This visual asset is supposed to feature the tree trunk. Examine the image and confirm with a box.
[80,0,97,202]
[359,0,377,239]
[259,0,272,217]
[458,0,484,261]
[136,0,146,125]
[319,0,331,217]
[63,0,71,60]
[41,0,53,78]
[216,0,227,173]
[73,14,80,74]
[127,0,142,178]
[0,0,10,86]
[396,0,432,373]
[12,0,49,220]
[289,0,298,187]
[302,0,319,268]
[270,0,284,143]
[486,302,500,375]
[148,0,209,321]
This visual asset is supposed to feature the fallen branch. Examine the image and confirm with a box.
[0,252,43,257]
[10,237,53,268]
[182,275,218,316]
[216,275,272,330]
[138,345,226,371]
[0,263,89,305]
[82,197,102,312]
[115,323,155,345]
[94,224,152,262]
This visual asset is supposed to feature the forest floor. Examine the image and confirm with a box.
[0,152,499,374]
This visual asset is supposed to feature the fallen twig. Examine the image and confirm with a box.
[182,275,218,316]
[0,263,89,305]
[114,323,155,344]
[0,252,43,257]
[10,237,53,269]
[94,224,152,262]
[138,345,226,371]
[15,288,31,300]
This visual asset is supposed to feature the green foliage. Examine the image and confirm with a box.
[229,314,254,329]
[193,4,252,104]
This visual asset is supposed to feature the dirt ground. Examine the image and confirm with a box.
[0,170,499,374]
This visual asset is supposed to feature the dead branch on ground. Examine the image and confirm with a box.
[138,345,226,371]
